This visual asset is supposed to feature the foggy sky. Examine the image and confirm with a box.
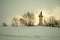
[0,0,60,25]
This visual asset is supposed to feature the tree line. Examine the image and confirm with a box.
[2,12,60,28]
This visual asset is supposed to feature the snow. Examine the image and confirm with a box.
[0,26,60,40]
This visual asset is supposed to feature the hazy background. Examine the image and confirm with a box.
[0,0,60,25]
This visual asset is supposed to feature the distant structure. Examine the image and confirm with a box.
[38,11,43,25]
[2,22,8,26]
[19,18,25,25]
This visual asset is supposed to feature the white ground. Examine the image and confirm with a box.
[0,26,60,40]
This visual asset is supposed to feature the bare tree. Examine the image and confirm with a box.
[11,17,18,26]
[48,16,58,27]
[22,12,35,26]
[44,19,48,26]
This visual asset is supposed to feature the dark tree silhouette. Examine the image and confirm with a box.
[2,22,8,26]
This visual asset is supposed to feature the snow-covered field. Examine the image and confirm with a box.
[0,26,60,40]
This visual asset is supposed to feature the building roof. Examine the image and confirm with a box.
[39,11,43,17]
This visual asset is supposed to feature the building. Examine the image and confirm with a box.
[38,11,43,25]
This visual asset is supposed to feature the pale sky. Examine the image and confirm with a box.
[0,0,60,25]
